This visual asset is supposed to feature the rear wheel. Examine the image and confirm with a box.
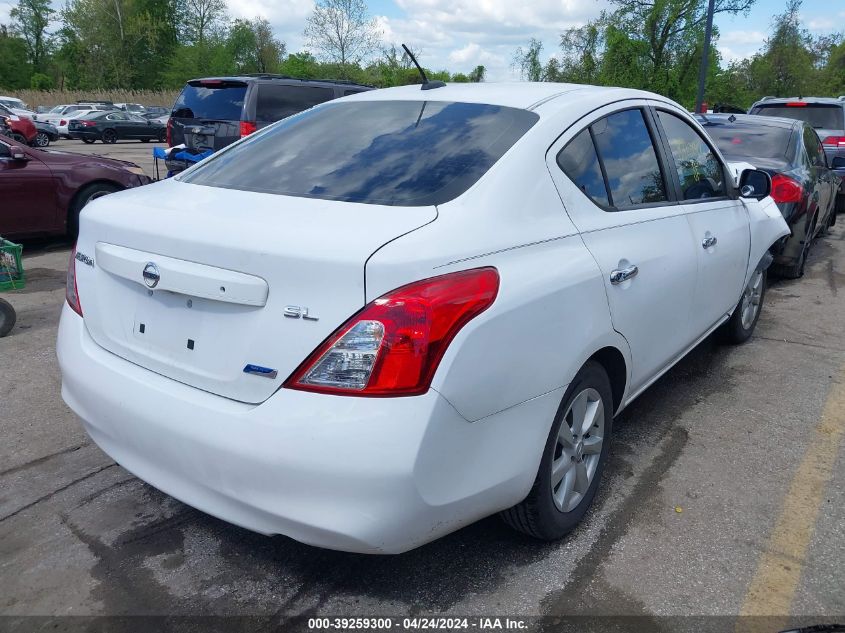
[82,138,96,144]
[157,130,166,143]
[723,266,766,344]
[34,131,50,147]
[11,133,26,144]
[141,138,150,143]
[836,195,845,216]
[101,128,117,144]
[0,298,16,338]
[501,361,613,540]
[67,182,122,239]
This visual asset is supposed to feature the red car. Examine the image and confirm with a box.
[0,136,152,239]
[0,104,36,143]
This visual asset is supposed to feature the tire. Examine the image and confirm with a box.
[501,361,613,540]
[0,298,16,338]
[157,130,166,143]
[836,195,845,216]
[101,129,117,144]
[34,131,50,147]
[67,182,122,239]
[11,133,27,144]
[82,138,96,144]
[723,266,767,344]
[141,138,150,143]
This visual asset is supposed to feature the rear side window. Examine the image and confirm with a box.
[751,104,844,130]
[172,81,247,120]
[182,100,539,207]
[255,85,334,122]
[591,109,667,207]
[557,129,609,206]
[802,125,826,167]
[656,110,726,200]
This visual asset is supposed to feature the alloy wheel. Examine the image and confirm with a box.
[551,387,605,512]
[35,132,50,147]
[740,268,764,330]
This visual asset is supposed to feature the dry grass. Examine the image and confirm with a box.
[9,89,181,109]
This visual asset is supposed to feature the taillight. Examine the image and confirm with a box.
[771,174,804,204]
[284,268,500,397]
[66,246,83,317]
[81,120,96,127]
[786,102,807,107]
[166,118,172,146]
[60,119,66,126]
[240,121,257,137]
[823,135,845,148]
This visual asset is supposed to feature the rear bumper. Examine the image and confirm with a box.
[57,304,557,553]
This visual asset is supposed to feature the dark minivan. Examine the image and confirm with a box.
[168,74,373,152]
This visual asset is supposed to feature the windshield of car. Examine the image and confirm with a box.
[701,121,795,161]
[181,100,539,207]
[172,81,247,120]
[0,98,25,109]
[750,104,844,130]
[78,111,106,120]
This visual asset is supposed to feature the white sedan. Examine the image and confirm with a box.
[57,83,789,553]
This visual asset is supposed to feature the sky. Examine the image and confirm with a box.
[1,0,842,81]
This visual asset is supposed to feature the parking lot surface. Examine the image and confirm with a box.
[1,221,844,629]
[46,137,165,178]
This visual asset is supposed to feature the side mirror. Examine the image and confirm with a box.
[738,169,771,200]
[11,149,28,162]
[832,156,845,170]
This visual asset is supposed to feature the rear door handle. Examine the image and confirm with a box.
[610,264,638,285]
[702,236,718,249]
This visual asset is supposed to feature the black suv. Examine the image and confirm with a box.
[749,96,845,212]
[168,74,373,152]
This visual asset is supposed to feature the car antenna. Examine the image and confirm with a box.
[402,44,446,91]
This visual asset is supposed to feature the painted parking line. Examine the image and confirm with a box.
[737,364,845,631]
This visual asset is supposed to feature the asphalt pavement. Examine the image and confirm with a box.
[46,137,165,178]
[1,210,843,631]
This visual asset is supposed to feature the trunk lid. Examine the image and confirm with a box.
[74,179,436,403]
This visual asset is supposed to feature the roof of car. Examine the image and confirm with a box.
[339,82,660,111]
[187,75,373,88]
[752,96,845,106]
[697,113,801,129]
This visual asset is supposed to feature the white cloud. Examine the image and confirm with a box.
[716,29,767,62]
[377,0,608,80]
[227,0,314,53]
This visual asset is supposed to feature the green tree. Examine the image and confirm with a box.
[513,38,543,81]
[304,0,381,74]
[468,64,485,82]
[0,26,31,89]
[9,0,54,72]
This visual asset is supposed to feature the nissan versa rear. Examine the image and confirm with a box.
[58,83,788,553]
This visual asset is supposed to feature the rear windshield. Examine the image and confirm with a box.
[181,100,539,207]
[701,121,794,161]
[750,104,844,130]
[172,81,247,120]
